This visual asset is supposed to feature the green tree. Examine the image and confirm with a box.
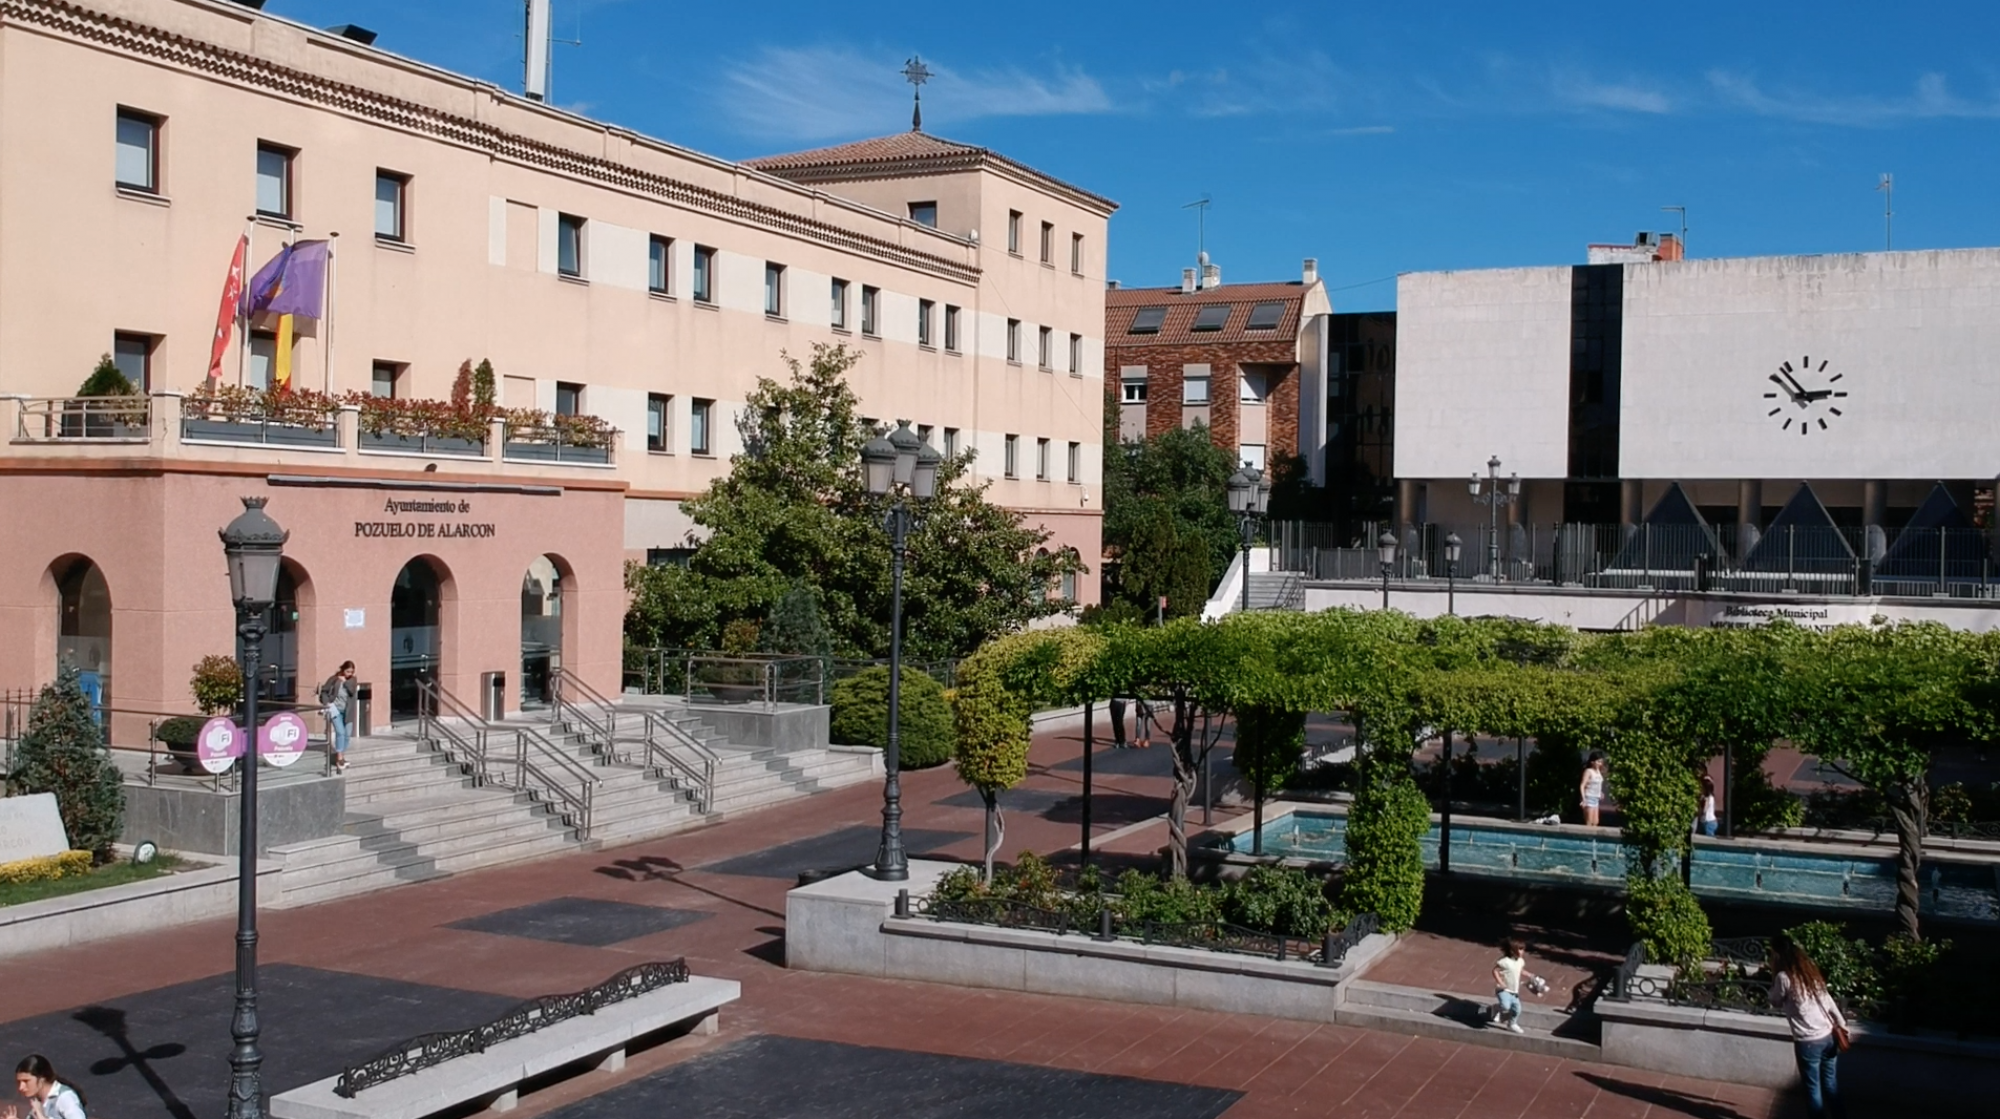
[625,344,1077,662]
[8,667,125,862]
[78,353,136,397]
[1101,423,1237,618]
[1341,758,1430,931]
[952,647,1033,881]
[829,666,955,769]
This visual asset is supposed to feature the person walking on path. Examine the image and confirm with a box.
[1489,938,1545,1034]
[318,660,357,772]
[1131,696,1154,749]
[1698,773,1719,837]
[1109,696,1129,748]
[1770,932,1849,1119]
[9,1055,87,1119]
[1579,752,1608,826]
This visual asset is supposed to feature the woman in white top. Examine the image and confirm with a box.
[1698,773,1719,837]
[9,1055,86,1119]
[1578,752,1607,827]
[1768,933,1848,1119]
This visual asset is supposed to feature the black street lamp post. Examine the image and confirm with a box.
[1444,532,1462,616]
[219,496,287,1119]
[1226,467,1271,614]
[1377,531,1398,610]
[861,420,941,881]
[1469,455,1521,582]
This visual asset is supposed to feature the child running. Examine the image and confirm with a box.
[1490,938,1545,1034]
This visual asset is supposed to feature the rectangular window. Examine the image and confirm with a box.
[831,278,849,329]
[1007,210,1022,254]
[1039,221,1054,264]
[908,201,937,227]
[1191,305,1231,332]
[1127,306,1167,335]
[247,331,276,390]
[115,109,159,193]
[555,381,583,416]
[369,361,401,399]
[1071,233,1084,275]
[1036,437,1051,480]
[917,423,934,446]
[1240,371,1269,403]
[1068,333,1083,374]
[1121,376,1148,404]
[1240,444,1267,472]
[1038,326,1053,370]
[646,547,695,568]
[693,245,715,303]
[113,332,153,392]
[690,398,713,455]
[1062,569,1077,602]
[557,213,585,278]
[1004,434,1019,478]
[918,299,935,347]
[1006,319,1021,363]
[647,393,671,452]
[1246,301,1286,331]
[374,171,408,241]
[765,262,786,317]
[255,143,293,219]
[943,427,960,457]
[1067,441,1081,483]
[943,305,960,352]
[1183,376,1210,404]
[648,236,672,294]
[862,286,880,336]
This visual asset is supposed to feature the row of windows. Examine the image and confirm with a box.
[116,107,412,241]
[1002,320,1086,373]
[1117,369,1273,405]
[1004,209,1086,275]
[1125,300,1287,336]
[999,434,1084,483]
[644,393,715,456]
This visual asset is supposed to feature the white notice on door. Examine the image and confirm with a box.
[344,608,366,629]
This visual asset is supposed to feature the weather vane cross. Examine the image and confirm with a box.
[902,55,931,132]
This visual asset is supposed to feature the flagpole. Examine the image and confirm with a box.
[238,217,255,389]
[325,232,339,396]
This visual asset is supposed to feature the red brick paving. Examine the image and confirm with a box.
[0,727,1803,1118]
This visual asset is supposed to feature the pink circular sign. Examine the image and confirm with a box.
[196,716,243,775]
[258,711,310,768]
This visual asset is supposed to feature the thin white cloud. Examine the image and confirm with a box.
[1707,69,2000,126]
[1551,73,1673,115]
[1327,124,1395,136]
[719,46,1110,142]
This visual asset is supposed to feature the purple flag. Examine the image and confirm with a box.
[243,240,329,319]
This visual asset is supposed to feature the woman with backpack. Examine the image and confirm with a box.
[319,660,357,772]
[9,1055,87,1119]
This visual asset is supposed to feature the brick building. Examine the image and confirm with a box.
[1105,260,1332,479]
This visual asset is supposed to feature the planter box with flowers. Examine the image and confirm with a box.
[182,385,341,448]
[353,395,490,457]
[502,410,616,465]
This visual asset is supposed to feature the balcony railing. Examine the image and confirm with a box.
[182,394,341,449]
[12,397,152,443]
[1275,520,2000,599]
[502,422,615,465]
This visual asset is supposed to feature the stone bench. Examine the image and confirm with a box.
[271,975,740,1119]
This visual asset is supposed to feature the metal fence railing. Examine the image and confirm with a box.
[622,647,958,700]
[1274,521,1999,599]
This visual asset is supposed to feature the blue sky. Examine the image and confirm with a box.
[267,0,2000,310]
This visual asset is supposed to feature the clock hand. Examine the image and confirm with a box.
[1778,369,1810,397]
[1803,389,1834,402]
[1768,373,1806,402]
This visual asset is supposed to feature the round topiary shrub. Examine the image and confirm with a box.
[829,666,954,769]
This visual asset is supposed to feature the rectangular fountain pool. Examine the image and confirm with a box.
[1221,809,2000,923]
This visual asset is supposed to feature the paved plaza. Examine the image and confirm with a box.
[1,728,1807,1118]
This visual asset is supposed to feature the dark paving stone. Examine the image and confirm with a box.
[931,787,1073,813]
[0,965,520,1119]
[1052,744,1233,778]
[447,896,711,947]
[546,1034,1241,1119]
[697,826,974,879]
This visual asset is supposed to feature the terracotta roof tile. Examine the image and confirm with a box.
[1105,284,1306,346]
[743,131,1116,216]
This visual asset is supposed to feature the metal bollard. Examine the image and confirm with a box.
[1319,931,1338,968]
[1094,906,1115,942]
[894,889,910,919]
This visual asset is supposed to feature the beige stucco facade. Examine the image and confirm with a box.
[0,0,1111,722]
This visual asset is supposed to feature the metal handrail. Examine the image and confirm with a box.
[14,396,152,442]
[549,667,618,754]
[3,691,327,786]
[417,678,597,840]
[511,722,599,840]
[550,668,712,815]
[636,709,718,814]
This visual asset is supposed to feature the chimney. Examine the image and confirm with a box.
[1657,234,1684,262]
[1202,263,1221,290]
[327,24,378,45]
[1181,268,1197,294]
[1302,258,1318,285]
[524,0,552,101]
[1106,279,1120,290]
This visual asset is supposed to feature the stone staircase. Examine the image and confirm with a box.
[1243,571,1306,611]
[1334,979,1602,1060]
[270,702,877,908]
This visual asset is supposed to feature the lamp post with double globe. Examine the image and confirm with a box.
[1445,532,1463,616]
[1377,531,1398,610]
[219,496,287,1119]
[860,421,941,880]
[1225,467,1271,614]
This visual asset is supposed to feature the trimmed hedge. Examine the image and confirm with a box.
[829,666,955,769]
[1340,772,1430,932]
[0,850,93,887]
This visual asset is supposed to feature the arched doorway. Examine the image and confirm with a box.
[390,558,446,720]
[266,562,306,703]
[55,557,111,715]
[520,555,563,709]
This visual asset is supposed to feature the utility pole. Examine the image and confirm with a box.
[1877,174,1894,250]
[1182,195,1211,268]
[1661,205,1687,257]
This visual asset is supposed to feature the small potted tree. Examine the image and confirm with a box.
[155,655,242,774]
[72,354,146,438]
[699,619,766,703]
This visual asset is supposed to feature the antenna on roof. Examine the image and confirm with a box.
[1877,173,1894,251]
[903,56,933,132]
[521,0,583,104]
[1183,194,1211,276]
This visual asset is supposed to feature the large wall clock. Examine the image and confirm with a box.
[1762,356,1848,435]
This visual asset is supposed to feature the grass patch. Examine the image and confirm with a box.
[0,854,188,907]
